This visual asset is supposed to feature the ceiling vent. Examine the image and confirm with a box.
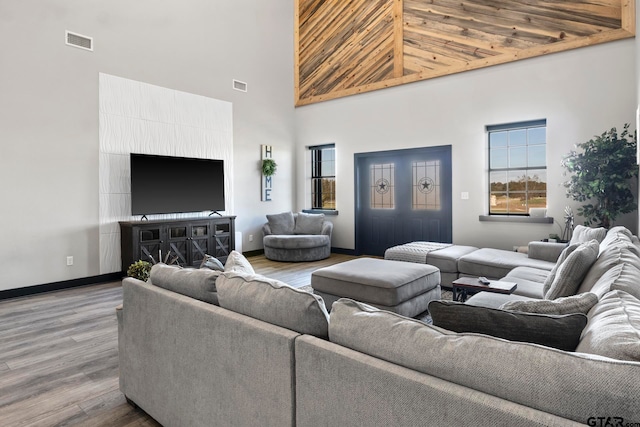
[66,30,93,51]
[232,80,248,92]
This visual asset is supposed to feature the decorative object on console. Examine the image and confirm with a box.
[561,124,638,228]
[428,300,588,351]
[200,254,224,271]
[126,260,152,282]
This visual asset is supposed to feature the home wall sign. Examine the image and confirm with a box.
[261,145,273,201]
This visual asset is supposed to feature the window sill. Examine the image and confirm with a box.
[479,215,553,224]
[302,209,338,216]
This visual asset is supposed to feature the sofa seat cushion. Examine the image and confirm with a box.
[311,258,440,307]
[263,234,330,250]
[457,248,555,279]
[504,266,550,285]
[149,263,220,305]
[500,292,599,315]
[217,271,330,339]
[465,292,537,309]
[329,298,640,424]
[428,300,587,351]
[576,290,640,362]
[426,245,479,273]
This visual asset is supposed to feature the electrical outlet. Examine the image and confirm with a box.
[66,256,74,266]
[461,192,469,200]
[249,234,254,242]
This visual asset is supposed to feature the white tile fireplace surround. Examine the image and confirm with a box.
[99,73,233,274]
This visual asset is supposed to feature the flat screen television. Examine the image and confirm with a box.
[130,153,225,215]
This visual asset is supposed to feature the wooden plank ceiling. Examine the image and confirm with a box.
[295,0,635,106]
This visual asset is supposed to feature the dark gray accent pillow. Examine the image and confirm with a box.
[293,212,325,235]
[200,254,224,271]
[500,292,599,315]
[266,211,295,235]
[149,263,220,305]
[428,300,587,351]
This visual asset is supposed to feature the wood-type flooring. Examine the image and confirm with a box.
[0,253,356,426]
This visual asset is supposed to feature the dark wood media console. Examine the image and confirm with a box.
[120,216,236,272]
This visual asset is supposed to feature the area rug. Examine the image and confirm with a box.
[297,285,453,324]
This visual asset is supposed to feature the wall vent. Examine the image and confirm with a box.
[66,31,93,51]
[232,80,248,92]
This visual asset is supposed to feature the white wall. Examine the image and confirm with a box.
[295,40,638,251]
[0,0,294,291]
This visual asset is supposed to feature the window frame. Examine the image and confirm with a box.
[487,119,547,217]
[309,143,336,211]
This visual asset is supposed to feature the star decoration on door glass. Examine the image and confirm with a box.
[375,178,390,194]
[418,177,435,194]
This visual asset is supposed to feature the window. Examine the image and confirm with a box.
[310,144,336,210]
[488,120,546,215]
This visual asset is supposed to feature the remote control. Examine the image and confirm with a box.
[478,276,491,285]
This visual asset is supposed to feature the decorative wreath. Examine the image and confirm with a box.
[262,159,278,177]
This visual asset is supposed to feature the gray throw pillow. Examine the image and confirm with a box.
[544,240,599,300]
[500,292,599,315]
[576,290,640,361]
[293,212,325,235]
[266,211,295,235]
[217,271,330,338]
[569,225,606,245]
[149,263,220,305]
[428,300,587,351]
[542,242,580,296]
[200,254,224,271]
[223,250,255,275]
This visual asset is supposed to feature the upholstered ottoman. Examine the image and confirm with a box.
[311,258,441,317]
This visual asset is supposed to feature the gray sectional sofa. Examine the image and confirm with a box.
[118,228,640,426]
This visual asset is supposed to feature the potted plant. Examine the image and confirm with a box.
[127,260,152,281]
[262,158,277,177]
[561,124,638,228]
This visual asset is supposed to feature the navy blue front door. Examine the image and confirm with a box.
[355,145,452,256]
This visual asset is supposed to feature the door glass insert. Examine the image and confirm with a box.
[192,225,208,237]
[170,227,187,238]
[412,160,441,210]
[370,163,395,209]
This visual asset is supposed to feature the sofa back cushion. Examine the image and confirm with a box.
[428,300,586,351]
[576,242,640,295]
[576,290,640,362]
[293,212,325,235]
[217,271,330,338]
[569,225,606,245]
[544,240,599,300]
[329,298,640,424]
[266,211,295,235]
[149,263,220,305]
